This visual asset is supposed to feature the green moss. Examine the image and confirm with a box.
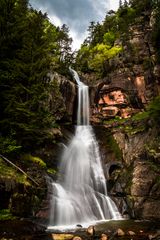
[131,111,149,121]
[124,124,146,135]
[107,135,122,160]
[0,209,16,220]
[21,154,46,168]
[145,136,160,158]
[0,158,30,186]
[104,111,149,136]
[104,117,126,125]
[47,168,57,174]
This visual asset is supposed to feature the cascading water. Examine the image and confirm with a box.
[48,69,122,228]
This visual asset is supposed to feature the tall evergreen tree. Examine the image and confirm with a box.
[0,0,70,153]
[119,0,123,8]
[57,24,73,72]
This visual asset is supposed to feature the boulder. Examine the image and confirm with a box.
[86,225,95,236]
[117,228,125,236]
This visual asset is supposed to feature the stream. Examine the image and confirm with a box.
[0,219,160,240]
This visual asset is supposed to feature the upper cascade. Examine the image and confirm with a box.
[69,67,89,125]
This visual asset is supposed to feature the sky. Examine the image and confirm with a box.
[29,0,120,50]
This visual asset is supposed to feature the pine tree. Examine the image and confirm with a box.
[124,0,128,7]
[119,0,123,8]
[57,24,74,73]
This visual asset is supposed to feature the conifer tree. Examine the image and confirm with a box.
[119,0,123,8]
[0,0,70,152]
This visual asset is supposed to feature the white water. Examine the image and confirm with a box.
[48,69,122,229]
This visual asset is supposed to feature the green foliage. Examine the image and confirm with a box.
[116,7,136,32]
[0,135,21,154]
[88,44,122,73]
[0,157,30,186]
[76,22,122,74]
[129,0,152,13]
[76,2,139,74]
[21,154,46,168]
[56,24,74,74]
[0,209,16,220]
[76,44,91,72]
[103,31,116,45]
[76,0,154,75]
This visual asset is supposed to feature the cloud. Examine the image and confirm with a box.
[29,0,111,49]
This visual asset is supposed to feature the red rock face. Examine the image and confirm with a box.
[134,76,147,104]
[98,90,127,106]
[97,89,131,118]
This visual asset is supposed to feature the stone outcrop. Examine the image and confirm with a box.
[131,161,160,219]
[107,127,160,220]
[48,72,77,122]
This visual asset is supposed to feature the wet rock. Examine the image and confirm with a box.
[72,236,83,240]
[130,161,160,219]
[100,233,108,240]
[149,230,160,240]
[58,76,76,121]
[48,72,76,122]
[128,230,136,235]
[141,201,160,219]
[131,162,155,197]
[86,225,95,236]
[52,234,74,240]
[113,131,150,165]
[117,228,125,236]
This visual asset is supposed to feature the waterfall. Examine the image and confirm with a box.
[48,69,122,228]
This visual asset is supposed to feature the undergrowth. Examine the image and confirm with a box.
[0,209,16,220]
[0,158,30,186]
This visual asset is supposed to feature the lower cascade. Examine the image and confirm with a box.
[48,69,122,228]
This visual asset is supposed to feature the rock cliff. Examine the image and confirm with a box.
[112,127,160,220]
[79,10,160,123]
